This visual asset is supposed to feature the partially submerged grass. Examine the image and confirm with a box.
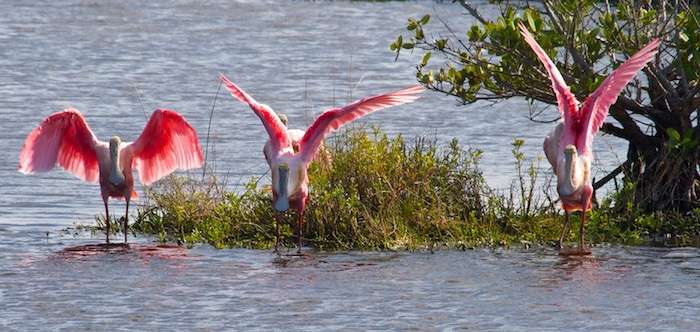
[132,127,700,250]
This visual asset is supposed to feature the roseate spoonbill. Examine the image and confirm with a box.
[518,23,660,255]
[19,108,204,243]
[220,73,423,253]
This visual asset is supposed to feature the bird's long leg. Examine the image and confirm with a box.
[124,197,130,244]
[579,210,586,251]
[103,197,110,244]
[558,211,571,250]
[296,207,304,254]
[274,213,282,254]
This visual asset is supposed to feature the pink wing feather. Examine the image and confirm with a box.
[126,109,204,186]
[298,85,424,164]
[576,39,660,152]
[518,22,580,124]
[219,73,291,152]
[18,108,101,182]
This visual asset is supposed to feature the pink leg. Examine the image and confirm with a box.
[578,188,592,254]
[579,210,587,251]
[124,198,130,244]
[558,211,571,251]
[296,207,304,254]
[103,197,110,244]
[274,213,282,253]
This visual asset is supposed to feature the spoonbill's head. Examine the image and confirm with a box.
[564,144,577,157]
[109,136,122,153]
[276,112,288,126]
[259,103,282,122]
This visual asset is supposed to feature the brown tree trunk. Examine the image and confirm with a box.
[627,143,700,213]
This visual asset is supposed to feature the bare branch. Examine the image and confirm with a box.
[457,0,488,25]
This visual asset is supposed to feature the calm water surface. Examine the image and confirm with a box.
[1,1,695,330]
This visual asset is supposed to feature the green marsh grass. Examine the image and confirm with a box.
[131,128,700,250]
[132,128,563,250]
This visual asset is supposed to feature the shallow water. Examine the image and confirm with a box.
[1,227,699,330]
[2,1,692,330]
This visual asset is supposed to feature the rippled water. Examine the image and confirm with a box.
[2,1,694,330]
[2,228,700,330]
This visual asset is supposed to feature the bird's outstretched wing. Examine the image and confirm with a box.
[519,22,580,125]
[220,73,291,152]
[19,108,101,182]
[298,85,423,164]
[125,109,203,185]
[577,39,660,152]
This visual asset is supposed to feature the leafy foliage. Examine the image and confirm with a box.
[393,0,700,212]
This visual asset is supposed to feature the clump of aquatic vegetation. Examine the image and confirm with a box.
[131,128,700,250]
[587,181,700,247]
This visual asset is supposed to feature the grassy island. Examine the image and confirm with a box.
[130,128,699,250]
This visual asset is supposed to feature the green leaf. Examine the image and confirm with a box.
[448,67,458,79]
[391,35,403,59]
[525,10,536,32]
[418,72,430,84]
[420,14,430,25]
[390,35,402,50]
[420,52,431,67]
[468,26,482,42]
[436,39,447,50]
[415,28,424,40]
[512,138,525,148]
[407,19,417,31]
[667,128,681,142]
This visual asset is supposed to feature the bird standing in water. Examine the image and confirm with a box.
[220,73,423,253]
[19,108,204,243]
[518,23,660,255]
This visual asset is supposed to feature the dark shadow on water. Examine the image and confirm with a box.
[558,247,592,256]
[56,243,188,261]
[272,250,317,268]
[271,250,401,273]
[554,254,602,272]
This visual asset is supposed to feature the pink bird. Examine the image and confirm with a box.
[518,23,660,255]
[220,73,423,253]
[19,108,204,243]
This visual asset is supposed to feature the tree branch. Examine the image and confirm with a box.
[542,0,593,76]
[457,0,487,25]
[593,160,632,190]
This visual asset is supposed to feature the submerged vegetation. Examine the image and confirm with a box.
[132,128,699,250]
